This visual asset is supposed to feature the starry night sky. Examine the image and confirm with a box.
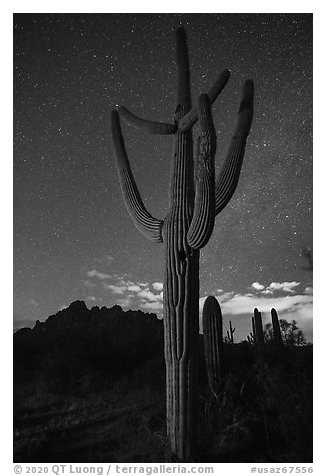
[13,13,313,341]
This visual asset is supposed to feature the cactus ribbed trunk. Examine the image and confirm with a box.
[163,240,199,459]
[228,320,235,344]
[252,315,256,343]
[254,308,265,362]
[271,308,283,347]
[163,29,198,461]
[110,26,254,462]
[202,296,224,398]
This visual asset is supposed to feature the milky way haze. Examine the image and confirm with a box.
[13,13,313,341]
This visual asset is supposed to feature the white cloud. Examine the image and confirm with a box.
[251,282,265,291]
[138,288,163,303]
[222,293,312,316]
[199,290,312,338]
[127,284,142,292]
[105,284,126,295]
[100,275,164,313]
[152,282,163,291]
[200,290,313,319]
[304,286,313,295]
[116,295,133,308]
[142,301,164,311]
[87,269,111,280]
[266,281,300,293]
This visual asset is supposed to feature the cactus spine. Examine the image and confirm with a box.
[271,308,283,347]
[110,27,254,461]
[203,296,224,398]
[253,308,265,361]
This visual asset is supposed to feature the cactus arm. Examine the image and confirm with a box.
[178,69,230,132]
[111,110,163,243]
[118,106,177,135]
[187,94,216,249]
[214,79,254,217]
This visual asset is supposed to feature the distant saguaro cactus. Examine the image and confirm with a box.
[247,332,255,345]
[271,308,283,347]
[251,315,257,343]
[227,320,236,344]
[253,308,265,361]
[203,296,224,398]
[111,27,254,461]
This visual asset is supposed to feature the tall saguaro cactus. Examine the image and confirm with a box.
[254,308,265,362]
[271,308,283,347]
[203,296,224,398]
[227,320,236,344]
[111,27,254,461]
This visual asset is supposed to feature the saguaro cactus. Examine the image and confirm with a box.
[271,308,283,347]
[247,332,255,345]
[111,27,254,461]
[203,296,224,398]
[251,315,257,343]
[227,320,236,344]
[253,308,265,361]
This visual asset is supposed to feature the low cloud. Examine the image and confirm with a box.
[142,300,164,311]
[104,284,126,295]
[97,275,164,312]
[304,286,313,295]
[251,282,265,291]
[267,281,300,293]
[138,288,163,303]
[221,293,312,316]
[127,284,142,292]
[250,281,301,294]
[116,296,133,308]
[199,287,313,337]
[84,268,312,334]
[152,282,163,291]
[87,269,111,280]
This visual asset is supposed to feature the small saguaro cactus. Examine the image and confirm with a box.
[253,308,265,361]
[271,308,283,347]
[202,296,224,398]
[247,332,255,345]
[227,320,235,344]
[111,27,254,462]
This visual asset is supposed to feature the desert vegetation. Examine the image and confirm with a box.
[13,301,312,463]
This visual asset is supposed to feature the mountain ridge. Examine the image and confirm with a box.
[14,300,159,335]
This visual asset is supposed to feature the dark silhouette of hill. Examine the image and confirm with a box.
[14,301,164,387]
[13,301,312,463]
